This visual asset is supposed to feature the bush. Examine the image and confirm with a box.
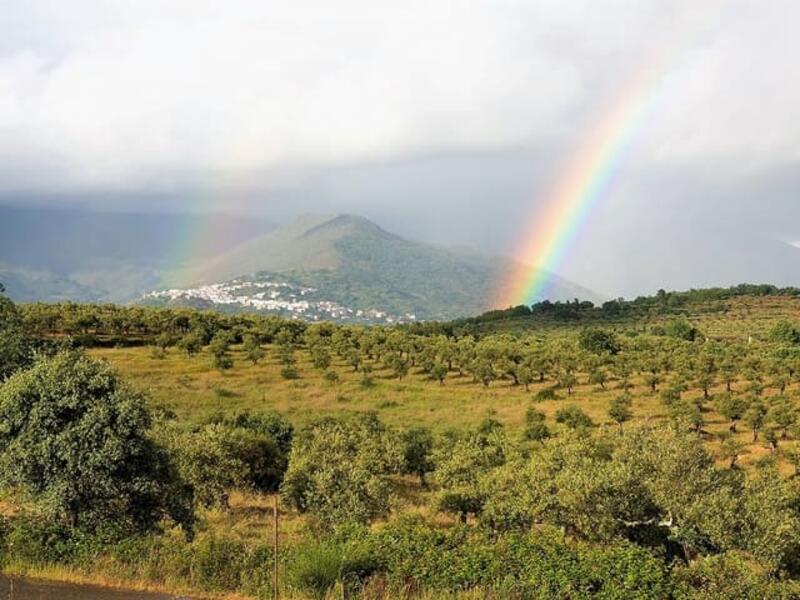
[280,366,300,380]
[535,387,560,402]
[366,518,672,597]
[555,405,594,430]
[286,540,344,598]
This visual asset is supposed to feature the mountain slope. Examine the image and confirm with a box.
[161,214,602,321]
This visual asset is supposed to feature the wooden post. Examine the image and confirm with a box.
[273,494,279,600]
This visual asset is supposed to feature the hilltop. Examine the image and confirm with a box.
[153,214,601,321]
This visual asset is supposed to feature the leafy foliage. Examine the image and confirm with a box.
[281,413,403,526]
[0,351,193,535]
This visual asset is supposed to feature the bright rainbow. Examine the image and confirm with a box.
[496,53,667,307]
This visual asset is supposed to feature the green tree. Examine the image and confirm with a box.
[243,334,266,365]
[588,367,608,390]
[430,362,448,385]
[311,347,332,371]
[0,352,193,535]
[472,358,495,387]
[402,426,435,486]
[718,433,745,468]
[743,401,768,442]
[209,331,234,372]
[176,332,203,356]
[281,413,402,527]
[715,393,749,433]
[159,422,286,508]
[0,289,32,381]
[608,393,633,429]
[557,371,578,395]
[578,328,620,355]
[432,424,511,523]
[768,399,797,438]
[664,319,701,341]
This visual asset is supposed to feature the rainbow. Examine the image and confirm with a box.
[496,52,667,307]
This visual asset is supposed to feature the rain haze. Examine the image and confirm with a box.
[1,0,799,298]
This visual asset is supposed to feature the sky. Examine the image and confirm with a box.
[1,0,799,298]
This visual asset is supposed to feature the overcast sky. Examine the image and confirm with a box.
[1,1,799,297]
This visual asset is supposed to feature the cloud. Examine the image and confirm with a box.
[0,1,586,189]
[5,1,794,192]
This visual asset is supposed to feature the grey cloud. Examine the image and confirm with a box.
[1,1,799,299]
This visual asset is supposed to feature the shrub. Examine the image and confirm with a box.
[286,540,344,599]
[535,387,560,402]
[280,366,300,380]
[555,405,594,430]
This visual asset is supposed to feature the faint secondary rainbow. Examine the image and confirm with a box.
[496,52,668,307]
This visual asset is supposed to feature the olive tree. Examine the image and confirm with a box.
[0,352,193,535]
[281,413,402,527]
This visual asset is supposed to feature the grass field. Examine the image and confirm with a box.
[90,337,799,473]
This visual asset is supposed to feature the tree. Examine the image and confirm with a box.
[664,319,701,341]
[311,347,332,371]
[743,401,768,441]
[0,352,193,535]
[159,421,286,508]
[154,331,174,351]
[243,334,266,365]
[555,405,594,430]
[0,290,32,381]
[386,352,409,381]
[588,367,608,390]
[643,372,661,394]
[430,362,447,385]
[608,393,633,429]
[432,424,510,523]
[578,328,620,355]
[176,332,203,356]
[715,393,749,433]
[209,331,234,372]
[718,433,745,469]
[472,359,495,387]
[281,413,402,527]
[557,371,578,395]
[402,426,435,486]
[768,399,797,438]
[516,365,534,392]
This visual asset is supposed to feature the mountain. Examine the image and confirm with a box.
[0,205,274,302]
[0,205,601,320]
[152,214,602,321]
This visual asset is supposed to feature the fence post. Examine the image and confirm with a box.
[274,494,279,600]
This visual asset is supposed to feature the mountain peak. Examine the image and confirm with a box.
[299,214,398,241]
